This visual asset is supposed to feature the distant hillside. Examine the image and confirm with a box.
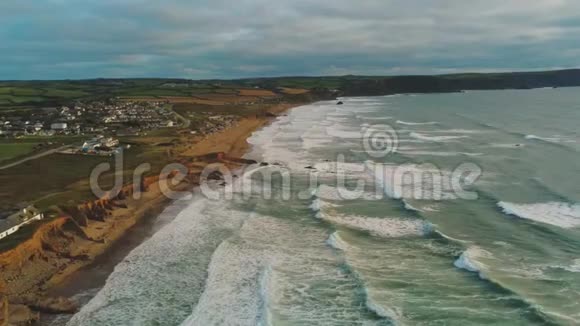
[244,69,580,96]
[1,69,580,109]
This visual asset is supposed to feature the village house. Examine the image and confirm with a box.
[81,135,120,154]
[0,206,44,241]
[51,122,68,130]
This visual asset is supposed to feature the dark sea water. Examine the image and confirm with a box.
[67,88,580,325]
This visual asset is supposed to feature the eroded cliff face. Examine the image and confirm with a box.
[0,217,87,323]
[0,217,91,297]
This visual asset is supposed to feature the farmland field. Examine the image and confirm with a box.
[0,142,39,162]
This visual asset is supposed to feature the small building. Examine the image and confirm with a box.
[51,122,68,130]
[82,136,119,152]
[0,206,44,241]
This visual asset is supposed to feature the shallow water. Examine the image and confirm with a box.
[68,88,580,325]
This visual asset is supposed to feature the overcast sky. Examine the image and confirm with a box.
[1,0,580,80]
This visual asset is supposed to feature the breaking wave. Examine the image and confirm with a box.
[402,199,421,212]
[498,201,580,229]
[364,288,403,323]
[453,246,561,325]
[525,134,575,143]
[357,115,393,121]
[396,120,438,126]
[453,246,490,280]
[316,211,433,239]
[397,150,483,157]
[326,231,349,251]
[410,132,469,142]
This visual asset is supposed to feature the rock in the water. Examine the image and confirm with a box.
[337,101,344,105]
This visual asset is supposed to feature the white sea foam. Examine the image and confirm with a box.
[552,259,580,273]
[454,247,490,280]
[68,199,252,326]
[398,150,483,157]
[422,204,441,212]
[314,161,369,176]
[403,199,422,212]
[368,162,460,200]
[410,132,469,142]
[313,184,382,201]
[326,116,351,123]
[230,215,378,324]
[396,120,438,126]
[525,134,574,143]
[316,212,432,238]
[357,115,393,121]
[498,201,580,229]
[301,136,333,149]
[427,129,487,134]
[435,231,470,244]
[326,231,349,251]
[325,125,362,139]
[309,197,337,212]
[180,239,270,326]
[364,287,403,323]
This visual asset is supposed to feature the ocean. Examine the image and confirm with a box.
[67,87,580,325]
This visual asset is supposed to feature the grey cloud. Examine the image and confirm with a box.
[1,0,580,79]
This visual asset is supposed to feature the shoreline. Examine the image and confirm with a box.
[31,102,304,324]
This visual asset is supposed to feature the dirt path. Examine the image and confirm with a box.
[0,145,69,170]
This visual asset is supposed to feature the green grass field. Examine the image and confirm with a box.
[42,88,89,97]
[0,142,39,162]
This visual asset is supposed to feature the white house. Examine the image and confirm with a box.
[34,122,44,131]
[0,206,44,241]
[51,122,68,130]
